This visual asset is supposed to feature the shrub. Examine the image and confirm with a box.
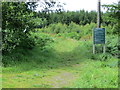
[79,23,96,36]
[3,32,54,66]
[106,35,119,57]
[63,32,81,40]
[67,22,80,33]
[2,2,38,54]
[31,32,54,51]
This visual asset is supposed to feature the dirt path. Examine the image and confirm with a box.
[48,72,77,88]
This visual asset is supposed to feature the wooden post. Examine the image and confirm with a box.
[103,28,106,53]
[103,44,106,53]
[92,28,95,54]
[93,44,95,54]
[97,0,101,28]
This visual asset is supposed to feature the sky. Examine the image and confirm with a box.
[36,0,118,12]
[60,0,118,12]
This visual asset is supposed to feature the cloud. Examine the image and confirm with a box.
[63,0,118,11]
[36,0,118,12]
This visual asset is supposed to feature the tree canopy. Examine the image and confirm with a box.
[2,2,37,53]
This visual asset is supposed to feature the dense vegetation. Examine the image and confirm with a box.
[1,1,119,88]
[2,2,38,54]
[35,10,97,26]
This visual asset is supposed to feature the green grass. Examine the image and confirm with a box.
[72,60,118,88]
[2,33,118,88]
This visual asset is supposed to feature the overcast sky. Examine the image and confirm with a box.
[36,0,118,12]
[60,0,118,11]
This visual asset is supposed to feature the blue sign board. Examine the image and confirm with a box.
[93,28,105,44]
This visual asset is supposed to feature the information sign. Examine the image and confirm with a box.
[93,28,105,44]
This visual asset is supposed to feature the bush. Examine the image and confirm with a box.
[90,53,113,61]
[18,36,35,50]
[67,22,80,33]
[31,32,54,51]
[31,18,48,28]
[79,23,96,36]
[63,32,81,40]
[2,29,35,54]
[2,2,38,54]
[106,35,119,57]
[3,32,54,66]
[37,22,97,40]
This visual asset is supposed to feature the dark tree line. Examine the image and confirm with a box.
[34,10,97,26]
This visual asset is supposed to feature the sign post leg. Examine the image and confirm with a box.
[103,44,105,53]
[93,44,95,54]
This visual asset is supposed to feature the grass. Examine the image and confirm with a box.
[72,60,118,88]
[2,33,118,88]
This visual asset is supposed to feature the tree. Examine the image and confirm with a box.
[2,2,38,54]
[39,0,65,13]
[102,2,119,34]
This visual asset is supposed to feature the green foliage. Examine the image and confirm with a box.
[40,23,68,34]
[31,17,48,28]
[63,32,81,40]
[102,2,119,34]
[31,33,54,51]
[106,35,119,57]
[38,22,96,40]
[90,53,113,61]
[79,23,96,36]
[50,23,67,34]
[36,10,97,26]
[102,3,120,20]
[18,35,35,50]
[67,22,80,33]
[2,2,38,54]
[3,32,54,65]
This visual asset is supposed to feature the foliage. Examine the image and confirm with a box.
[39,0,65,13]
[2,2,38,54]
[102,2,119,34]
[3,32,54,65]
[79,23,96,36]
[63,32,81,40]
[35,10,97,26]
[37,22,96,40]
[102,2,119,20]
[31,32,54,51]
[106,35,119,57]
[31,17,48,28]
